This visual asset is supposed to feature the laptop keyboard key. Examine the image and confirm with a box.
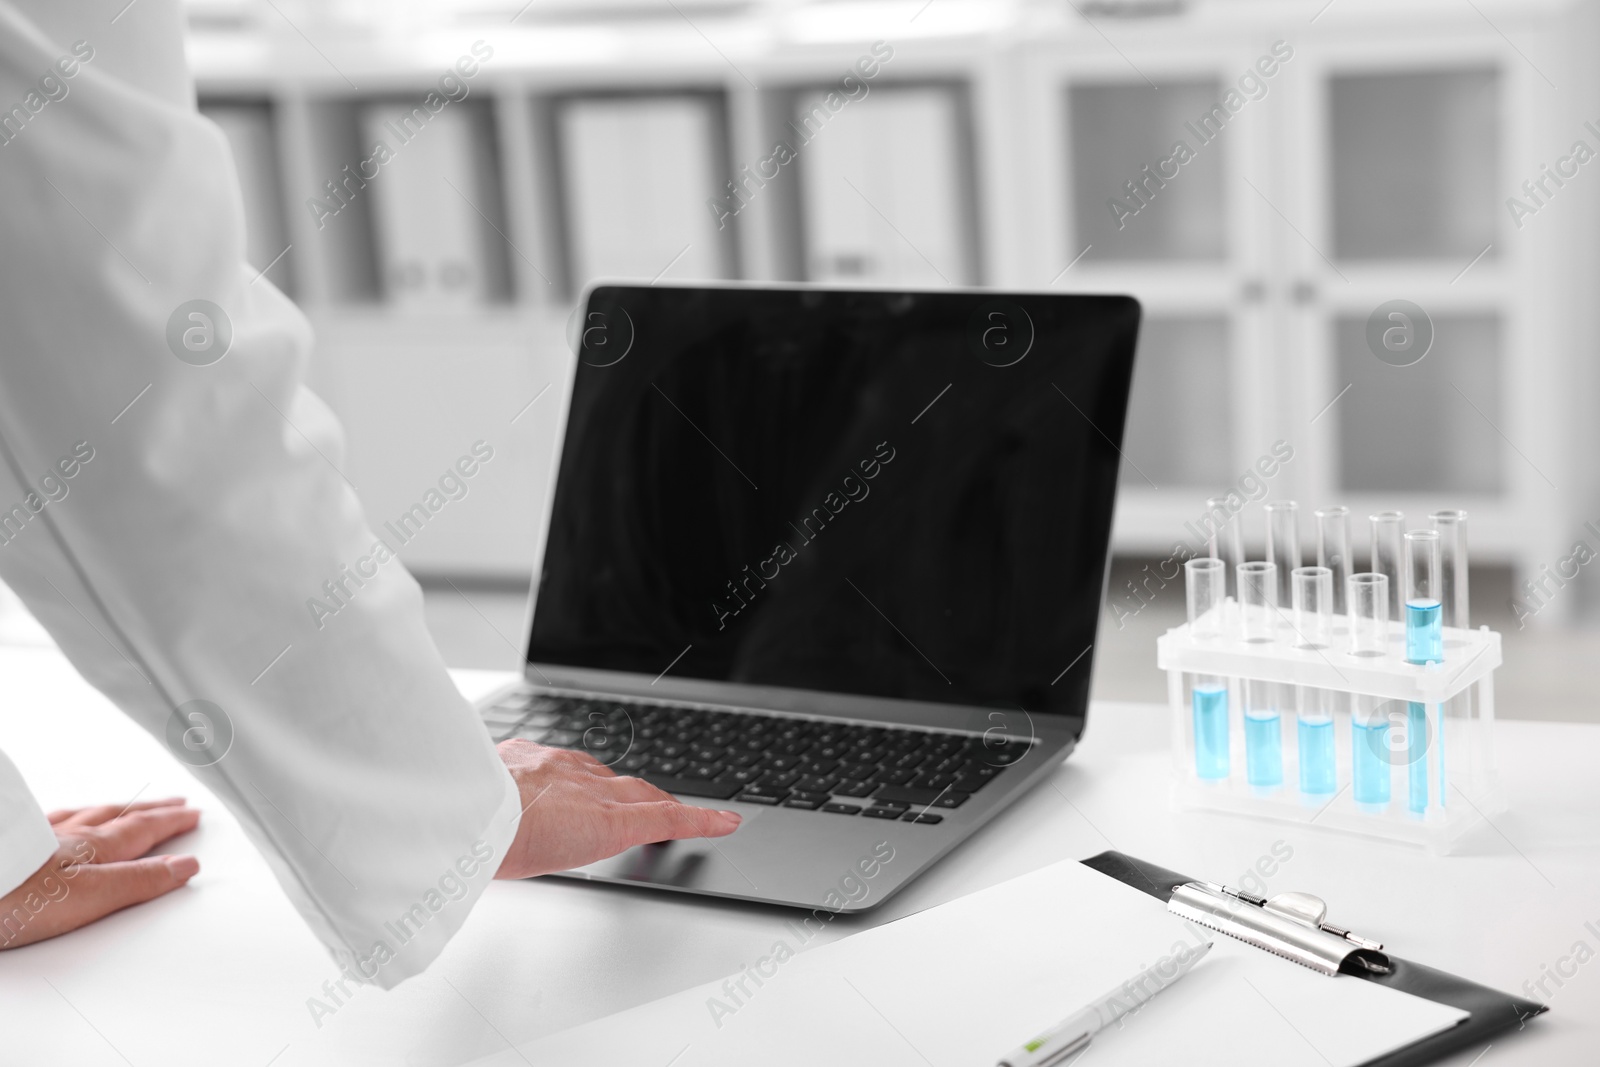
[868,785,944,806]
[903,811,943,825]
[538,729,584,747]
[637,774,742,800]
[821,802,861,815]
[861,806,903,819]
[833,779,876,797]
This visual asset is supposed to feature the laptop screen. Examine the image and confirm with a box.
[526,285,1139,719]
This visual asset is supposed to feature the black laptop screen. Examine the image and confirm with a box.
[525,286,1139,718]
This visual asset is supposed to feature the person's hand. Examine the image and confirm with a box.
[494,739,741,879]
[0,798,201,950]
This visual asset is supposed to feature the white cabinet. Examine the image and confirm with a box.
[1013,6,1584,590]
[555,94,734,287]
[796,85,978,285]
[187,0,1594,598]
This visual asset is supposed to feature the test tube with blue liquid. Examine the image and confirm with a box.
[1348,572,1391,806]
[1266,502,1301,762]
[1404,529,1443,814]
[1186,557,1230,779]
[1292,566,1336,794]
[1238,560,1282,788]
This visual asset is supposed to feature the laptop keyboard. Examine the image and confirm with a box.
[480,693,1032,825]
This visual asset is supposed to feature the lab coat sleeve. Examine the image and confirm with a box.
[0,2,520,985]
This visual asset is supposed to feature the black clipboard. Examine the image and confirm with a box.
[1082,851,1546,1067]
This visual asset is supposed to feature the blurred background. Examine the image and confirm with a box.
[16,0,1597,719]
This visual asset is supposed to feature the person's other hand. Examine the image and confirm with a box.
[494,740,741,879]
[0,798,201,950]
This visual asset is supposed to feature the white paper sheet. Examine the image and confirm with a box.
[499,859,1468,1067]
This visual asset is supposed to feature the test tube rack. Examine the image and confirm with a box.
[1158,603,1503,853]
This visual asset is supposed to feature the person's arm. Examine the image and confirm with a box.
[0,1,734,983]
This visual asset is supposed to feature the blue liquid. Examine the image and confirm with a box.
[1297,717,1336,794]
[1192,684,1230,779]
[1352,719,1391,805]
[1407,702,1429,813]
[1245,713,1283,787]
[1406,598,1442,664]
[1405,599,1442,813]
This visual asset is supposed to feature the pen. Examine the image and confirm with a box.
[996,941,1213,1067]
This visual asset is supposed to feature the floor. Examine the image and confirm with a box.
[417,559,1600,724]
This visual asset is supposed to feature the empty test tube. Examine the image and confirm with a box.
[1266,502,1301,608]
[1404,530,1443,814]
[1315,506,1351,615]
[1206,496,1244,599]
[1432,510,1468,805]
[1186,557,1229,780]
[1292,566,1336,794]
[1238,561,1282,788]
[1370,511,1406,621]
[1431,510,1469,629]
[1348,572,1391,806]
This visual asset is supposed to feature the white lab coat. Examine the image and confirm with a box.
[0,1,519,986]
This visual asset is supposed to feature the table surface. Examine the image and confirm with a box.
[0,645,1595,1067]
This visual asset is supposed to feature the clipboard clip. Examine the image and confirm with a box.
[1167,881,1392,977]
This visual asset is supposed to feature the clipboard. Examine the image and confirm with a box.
[1083,851,1547,1067]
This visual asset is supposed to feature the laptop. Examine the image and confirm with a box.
[478,282,1140,911]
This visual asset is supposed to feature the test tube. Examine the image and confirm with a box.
[1432,509,1469,807]
[1404,530,1443,814]
[1314,506,1351,616]
[1292,566,1336,794]
[1370,511,1406,621]
[1186,557,1229,780]
[1431,510,1469,629]
[1238,561,1282,788]
[1348,572,1391,806]
[1265,502,1301,608]
[1205,497,1244,600]
[1404,530,1443,665]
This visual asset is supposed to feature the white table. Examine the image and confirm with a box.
[0,644,1595,1067]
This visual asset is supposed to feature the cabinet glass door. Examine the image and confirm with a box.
[1019,42,1280,553]
[1285,32,1566,576]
